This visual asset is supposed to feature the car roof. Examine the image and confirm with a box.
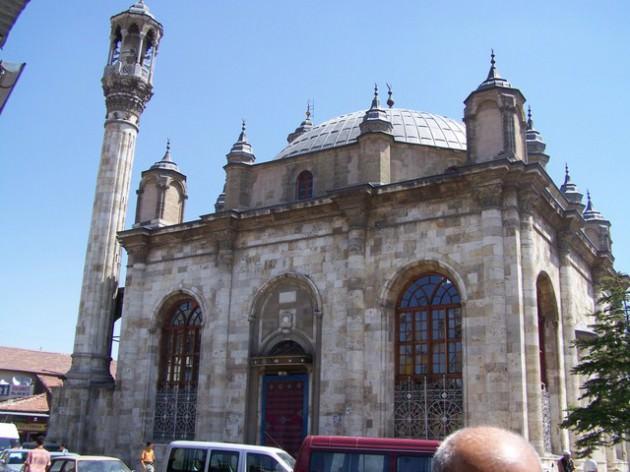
[52,456,120,461]
[169,441,287,455]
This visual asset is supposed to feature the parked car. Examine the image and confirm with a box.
[164,441,295,472]
[293,435,440,472]
[0,449,29,472]
[49,456,132,472]
[0,424,19,452]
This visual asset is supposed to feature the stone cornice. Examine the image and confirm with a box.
[119,158,612,269]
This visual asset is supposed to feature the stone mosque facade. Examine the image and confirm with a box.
[49,2,627,471]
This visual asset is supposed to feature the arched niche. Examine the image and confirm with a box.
[244,273,322,455]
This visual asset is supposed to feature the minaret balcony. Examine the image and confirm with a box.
[104,61,151,83]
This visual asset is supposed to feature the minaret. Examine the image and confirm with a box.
[52,2,163,449]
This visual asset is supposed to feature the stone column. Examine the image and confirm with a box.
[519,190,545,454]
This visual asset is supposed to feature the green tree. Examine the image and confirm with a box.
[561,272,630,457]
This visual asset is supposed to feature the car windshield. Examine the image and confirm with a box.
[78,460,131,472]
[7,452,28,464]
[277,452,295,469]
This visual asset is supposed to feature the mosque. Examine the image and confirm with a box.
[48,1,627,471]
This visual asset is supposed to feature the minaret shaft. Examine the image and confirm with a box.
[71,122,138,380]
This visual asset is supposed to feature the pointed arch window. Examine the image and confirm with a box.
[296,170,313,200]
[153,300,202,441]
[394,273,463,439]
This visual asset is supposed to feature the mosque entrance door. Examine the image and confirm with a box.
[260,373,308,456]
[252,340,312,456]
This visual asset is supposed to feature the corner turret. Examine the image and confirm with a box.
[464,51,528,164]
[135,140,187,227]
[223,121,255,210]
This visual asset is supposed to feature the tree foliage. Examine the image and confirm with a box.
[561,272,630,457]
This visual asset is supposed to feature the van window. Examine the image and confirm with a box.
[396,455,432,472]
[167,448,207,472]
[208,451,238,472]
[246,453,283,472]
[310,452,388,472]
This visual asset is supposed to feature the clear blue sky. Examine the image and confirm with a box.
[1,1,628,355]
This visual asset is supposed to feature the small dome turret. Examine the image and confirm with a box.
[359,84,393,135]
[525,106,549,167]
[134,139,187,228]
[560,164,584,210]
[226,120,255,164]
[583,191,612,254]
[287,103,313,143]
[583,191,605,222]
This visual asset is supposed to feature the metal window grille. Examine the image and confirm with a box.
[394,376,463,439]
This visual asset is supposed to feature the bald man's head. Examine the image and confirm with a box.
[432,426,542,472]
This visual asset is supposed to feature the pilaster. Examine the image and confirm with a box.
[519,190,545,454]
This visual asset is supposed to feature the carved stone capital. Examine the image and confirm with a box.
[475,182,503,209]
[103,74,153,118]
[518,189,538,217]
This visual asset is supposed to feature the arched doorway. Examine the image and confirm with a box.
[393,273,463,439]
[246,275,322,456]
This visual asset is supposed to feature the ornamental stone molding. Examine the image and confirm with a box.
[474,182,503,209]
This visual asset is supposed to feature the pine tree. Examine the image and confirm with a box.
[561,272,630,457]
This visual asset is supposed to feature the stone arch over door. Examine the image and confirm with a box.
[245,273,322,455]
[381,260,466,439]
[536,272,563,454]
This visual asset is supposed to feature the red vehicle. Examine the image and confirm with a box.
[294,435,440,472]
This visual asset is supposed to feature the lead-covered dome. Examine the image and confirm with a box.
[276,108,466,159]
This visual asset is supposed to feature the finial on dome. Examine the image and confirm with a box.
[527,106,533,130]
[237,119,248,143]
[149,137,179,171]
[477,49,511,90]
[370,83,380,109]
[162,138,172,161]
[286,102,314,143]
[386,83,395,109]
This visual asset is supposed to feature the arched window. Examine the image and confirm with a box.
[142,30,155,67]
[394,273,463,439]
[110,27,122,64]
[296,171,313,200]
[153,299,202,441]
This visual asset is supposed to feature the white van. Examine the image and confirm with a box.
[0,423,19,450]
[164,441,294,472]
